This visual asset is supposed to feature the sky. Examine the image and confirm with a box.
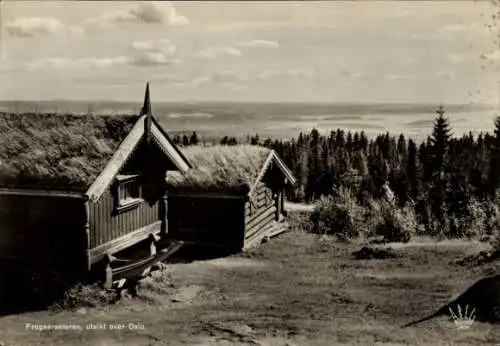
[0,1,499,105]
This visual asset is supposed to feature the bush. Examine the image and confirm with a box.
[310,187,366,240]
[482,196,500,235]
[441,197,500,239]
[366,198,417,243]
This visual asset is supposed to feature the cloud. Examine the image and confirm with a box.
[210,70,250,83]
[168,112,214,119]
[449,54,465,64]
[436,24,469,36]
[169,68,314,90]
[196,46,242,59]
[195,40,279,59]
[337,70,374,79]
[132,53,182,66]
[169,75,246,91]
[72,73,185,86]
[386,73,417,81]
[131,39,176,54]
[85,1,188,29]
[24,57,130,71]
[411,22,488,41]
[435,70,456,80]
[171,76,211,88]
[130,39,181,66]
[5,17,84,38]
[23,40,182,71]
[258,69,315,81]
[236,40,280,49]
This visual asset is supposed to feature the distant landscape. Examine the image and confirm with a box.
[0,100,497,143]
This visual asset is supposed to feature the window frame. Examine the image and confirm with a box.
[114,173,143,213]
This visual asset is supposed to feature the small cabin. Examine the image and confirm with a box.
[0,85,191,302]
[166,145,296,251]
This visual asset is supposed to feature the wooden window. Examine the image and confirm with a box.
[115,174,143,213]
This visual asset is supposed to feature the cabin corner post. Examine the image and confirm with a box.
[240,198,247,251]
[160,191,168,237]
[84,198,91,272]
[274,188,280,221]
[281,178,287,217]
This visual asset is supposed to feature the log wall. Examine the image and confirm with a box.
[244,181,277,245]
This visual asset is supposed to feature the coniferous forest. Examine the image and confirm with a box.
[178,107,500,241]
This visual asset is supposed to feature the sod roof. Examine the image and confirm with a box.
[0,112,139,192]
[166,145,272,195]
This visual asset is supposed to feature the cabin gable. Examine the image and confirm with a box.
[167,146,296,252]
[87,135,177,264]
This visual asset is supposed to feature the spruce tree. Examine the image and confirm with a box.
[397,134,407,159]
[406,139,421,201]
[428,105,452,230]
[189,131,199,146]
[487,116,500,197]
[430,106,452,179]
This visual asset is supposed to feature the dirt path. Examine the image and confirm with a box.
[1,232,500,346]
[285,202,314,213]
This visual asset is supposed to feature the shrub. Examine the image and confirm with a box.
[310,186,366,240]
[483,195,500,235]
[442,197,500,239]
[366,198,417,243]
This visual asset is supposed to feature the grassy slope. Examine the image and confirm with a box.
[167,145,270,193]
[1,229,500,346]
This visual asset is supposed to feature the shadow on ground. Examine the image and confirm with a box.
[166,243,238,264]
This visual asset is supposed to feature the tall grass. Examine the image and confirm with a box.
[0,112,137,190]
[167,144,271,193]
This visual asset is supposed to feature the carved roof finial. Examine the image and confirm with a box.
[141,82,152,116]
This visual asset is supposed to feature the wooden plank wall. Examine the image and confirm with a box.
[88,188,160,248]
[0,194,86,265]
[245,182,275,218]
[0,194,88,303]
[245,182,277,241]
[88,139,172,250]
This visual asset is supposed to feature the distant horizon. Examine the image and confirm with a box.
[0,98,497,144]
[0,99,496,109]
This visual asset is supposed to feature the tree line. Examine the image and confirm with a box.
[178,107,500,238]
[262,107,500,238]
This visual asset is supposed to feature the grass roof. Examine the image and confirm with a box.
[0,112,139,192]
[166,145,272,195]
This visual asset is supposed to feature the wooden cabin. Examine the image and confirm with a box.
[166,145,296,251]
[0,84,191,301]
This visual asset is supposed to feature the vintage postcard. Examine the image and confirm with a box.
[0,1,500,345]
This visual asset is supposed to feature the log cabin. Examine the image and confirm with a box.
[0,84,191,302]
[166,145,296,251]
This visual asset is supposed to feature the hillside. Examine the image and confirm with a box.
[1,225,499,346]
